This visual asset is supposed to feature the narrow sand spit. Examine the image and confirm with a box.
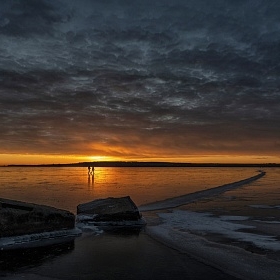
[139,171,265,212]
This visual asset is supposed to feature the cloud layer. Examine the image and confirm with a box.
[0,0,280,160]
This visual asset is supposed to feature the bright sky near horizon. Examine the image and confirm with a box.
[0,0,280,165]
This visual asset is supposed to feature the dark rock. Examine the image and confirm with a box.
[0,198,75,238]
[77,196,142,222]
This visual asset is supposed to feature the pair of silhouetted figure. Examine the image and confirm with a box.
[88,166,94,175]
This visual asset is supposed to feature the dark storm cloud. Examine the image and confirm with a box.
[0,0,280,158]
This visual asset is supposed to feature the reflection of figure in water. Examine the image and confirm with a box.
[87,166,94,187]
[88,172,94,187]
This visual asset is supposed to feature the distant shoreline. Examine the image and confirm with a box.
[2,161,280,168]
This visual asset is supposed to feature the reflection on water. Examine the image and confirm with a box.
[88,174,94,188]
[0,166,267,213]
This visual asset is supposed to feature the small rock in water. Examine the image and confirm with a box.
[77,196,142,222]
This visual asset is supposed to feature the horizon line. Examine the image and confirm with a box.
[2,161,280,168]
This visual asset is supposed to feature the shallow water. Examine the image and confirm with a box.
[0,166,259,213]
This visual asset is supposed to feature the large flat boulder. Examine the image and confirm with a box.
[77,196,141,222]
[0,198,75,238]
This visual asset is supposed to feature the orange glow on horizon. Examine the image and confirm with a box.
[0,153,279,166]
[0,154,90,166]
[88,155,117,162]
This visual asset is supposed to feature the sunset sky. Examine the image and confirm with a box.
[0,0,280,165]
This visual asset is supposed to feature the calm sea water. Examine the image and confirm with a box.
[0,166,275,213]
[1,166,280,278]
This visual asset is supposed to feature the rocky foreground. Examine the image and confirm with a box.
[0,198,75,238]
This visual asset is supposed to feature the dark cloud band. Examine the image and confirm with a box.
[0,0,279,159]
